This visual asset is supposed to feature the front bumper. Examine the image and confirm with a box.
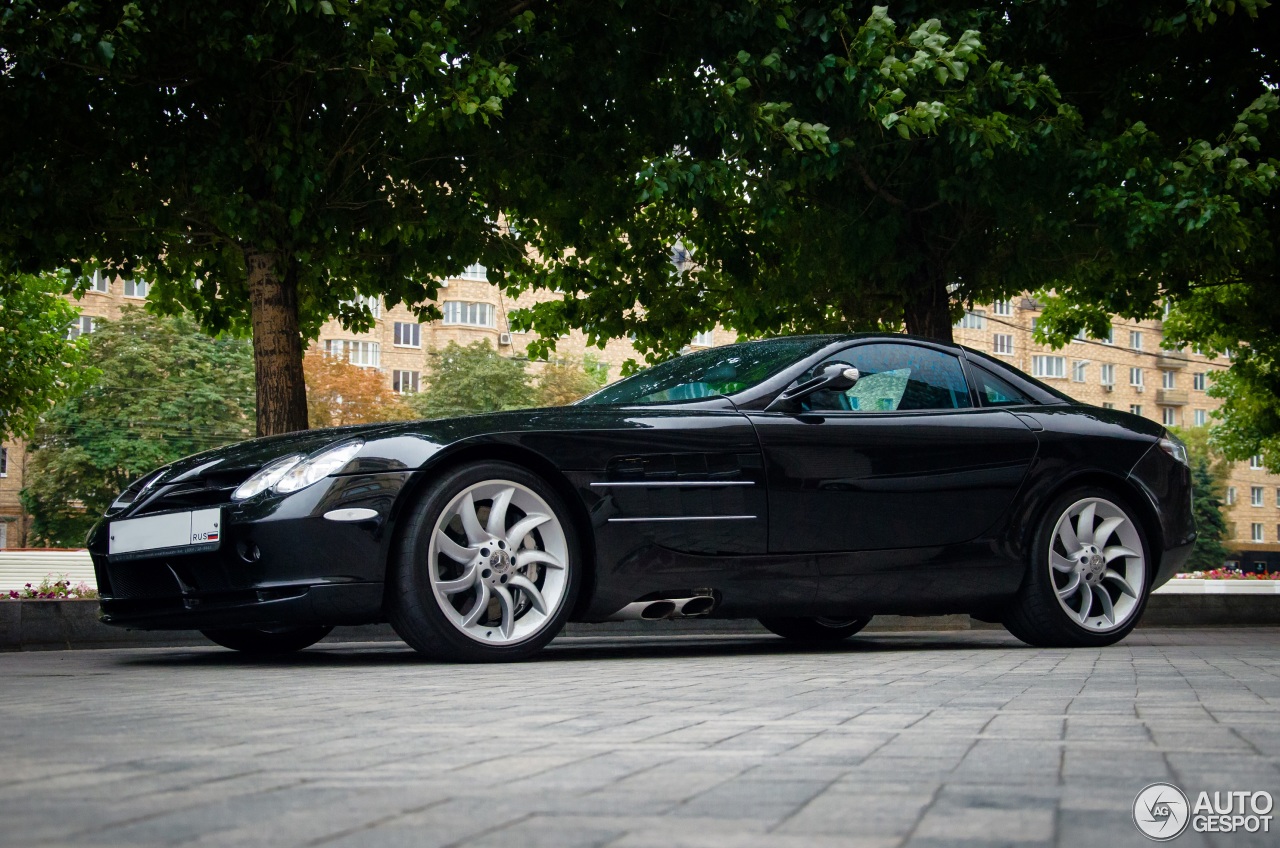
[89,471,412,630]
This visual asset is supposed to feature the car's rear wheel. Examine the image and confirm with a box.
[200,626,333,654]
[389,462,580,662]
[1003,488,1151,648]
[759,616,871,642]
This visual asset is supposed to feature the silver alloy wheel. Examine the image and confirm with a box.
[427,479,570,646]
[1049,497,1146,632]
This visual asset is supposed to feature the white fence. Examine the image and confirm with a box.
[0,550,97,592]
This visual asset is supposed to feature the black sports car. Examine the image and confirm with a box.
[89,334,1194,660]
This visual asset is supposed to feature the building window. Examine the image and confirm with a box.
[66,315,97,340]
[992,334,1014,355]
[441,301,495,327]
[1250,455,1264,469]
[1071,361,1088,383]
[1276,488,1280,507]
[0,446,6,477]
[1102,325,1115,345]
[1162,408,1176,426]
[992,300,1012,316]
[1130,367,1144,387]
[459,264,489,281]
[1193,409,1207,426]
[324,339,380,368]
[1130,330,1143,351]
[0,521,6,550]
[1032,355,1065,379]
[89,270,110,293]
[1100,363,1115,387]
[1227,486,1237,506]
[341,294,381,319]
[1161,370,1176,389]
[691,330,715,347]
[1252,523,1264,543]
[955,310,986,330]
[393,370,420,394]
[1193,372,1207,391]
[1252,486,1264,507]
[1030,317,1040,332]
[1102,402,1116,410]
[1130,404,1143,416]
[393,322,421,348]
[123,280,149,298]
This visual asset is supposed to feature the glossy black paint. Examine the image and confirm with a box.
[88,334,1194,633]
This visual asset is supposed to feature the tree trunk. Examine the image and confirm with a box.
[902,269,954,344]
[245,248,309,436]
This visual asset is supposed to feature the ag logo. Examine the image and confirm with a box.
[1134,783,1190,841]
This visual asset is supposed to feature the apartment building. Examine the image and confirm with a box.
[953,296,1277,571]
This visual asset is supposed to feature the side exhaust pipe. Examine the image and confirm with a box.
[607,593,716,621]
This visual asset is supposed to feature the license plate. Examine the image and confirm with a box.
[109,508,222,558]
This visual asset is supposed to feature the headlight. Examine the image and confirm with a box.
[1159,433,1189,466]
[272,441,364,494]
[231,454,304,501]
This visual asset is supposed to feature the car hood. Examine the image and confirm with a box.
[154,400,741,485]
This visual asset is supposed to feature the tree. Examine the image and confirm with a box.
[497,3,1075,365]
[1187,457,1232,572]
[0,1,533,436]
[533,356,608,407]
[302,349,411,429]
[1173,425,1232,571]
[0,273,94,440]
[488,1,1276,388]
[408,341,531,419]
[20,309,255,546]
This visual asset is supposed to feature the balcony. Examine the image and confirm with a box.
[1157,352,1190,369]
[1157,389,1189,406]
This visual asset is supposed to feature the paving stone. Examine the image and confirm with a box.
[2,627,1278,848]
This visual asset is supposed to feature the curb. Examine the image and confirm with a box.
[2,593,1278,651]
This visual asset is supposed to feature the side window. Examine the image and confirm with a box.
[972,366,1034,407]
[802,344,972,413]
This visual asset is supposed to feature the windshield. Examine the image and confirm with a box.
[580,337,836,406]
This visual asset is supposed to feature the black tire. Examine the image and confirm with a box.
[200,626,333,654]
[388,461,581,662]
[759,616,871,642]
[1003,486,1153,648]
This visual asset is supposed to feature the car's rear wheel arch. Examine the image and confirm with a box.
[384,443,597,620]
[1017,470,1164,582]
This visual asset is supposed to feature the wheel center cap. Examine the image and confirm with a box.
[490,550,511,573]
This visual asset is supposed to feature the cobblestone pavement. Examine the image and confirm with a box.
[2,628,1278,848]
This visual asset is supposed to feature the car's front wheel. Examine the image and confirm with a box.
[389,462,580,662]
[1003,488,1151,648]
[759,616,871,642]
[200,626,333,654]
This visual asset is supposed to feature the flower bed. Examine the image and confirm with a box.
[1175,569,1280,580]
[4,575,98,600]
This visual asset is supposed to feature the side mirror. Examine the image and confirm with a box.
[769,363,860,410]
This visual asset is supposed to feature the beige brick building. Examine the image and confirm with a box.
[0,279,1271,571]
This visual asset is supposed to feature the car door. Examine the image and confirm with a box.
[747,341,1040,555]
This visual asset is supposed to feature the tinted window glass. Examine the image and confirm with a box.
[972,366,1034,407]
[800,344,972,412]
[580,337,836,406]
